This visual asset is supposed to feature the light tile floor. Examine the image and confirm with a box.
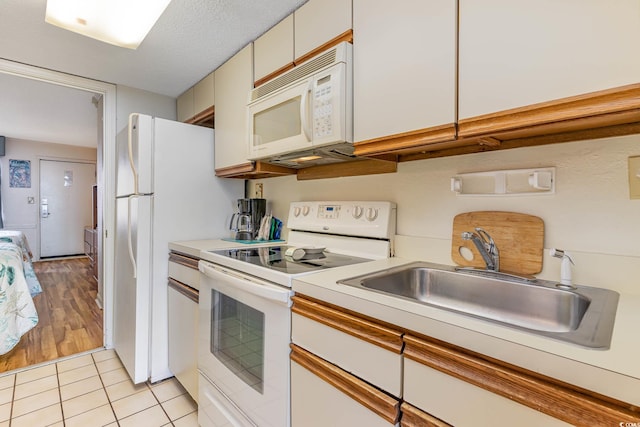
[0,349,198,427]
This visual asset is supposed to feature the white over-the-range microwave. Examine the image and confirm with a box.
[247,42,354,168]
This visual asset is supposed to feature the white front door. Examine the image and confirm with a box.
[40,159,96,258]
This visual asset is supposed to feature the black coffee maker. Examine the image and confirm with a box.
[229,198,266,240]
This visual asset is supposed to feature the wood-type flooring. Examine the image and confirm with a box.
[0,257,103,372]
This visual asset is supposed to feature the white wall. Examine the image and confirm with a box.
[116,85,177,132]
[0,138,97,259]
[249,135,640,295]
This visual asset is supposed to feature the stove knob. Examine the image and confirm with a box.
[294,207,301,217]
[302,206,311,216]
[352,205,363,219]
[365,207,378,222]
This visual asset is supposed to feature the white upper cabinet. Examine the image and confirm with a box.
[294,0,352,60]
[214,44,253,171]
[459,0,640,120]
[254,15,294,83]
[177,71,215,122]
[176,87,194,122]
[193,72,214,115]
[353,0,456,143]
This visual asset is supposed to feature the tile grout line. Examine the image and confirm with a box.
[148,380,174,426]
[92,353,120,426]
[8,374,15,427]
[55,361,65,427]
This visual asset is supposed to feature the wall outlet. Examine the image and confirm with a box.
[629,156,640,200]
[254,182,264,198]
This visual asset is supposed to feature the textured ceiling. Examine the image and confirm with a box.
[0,0,308,97]
[0,0,308,147]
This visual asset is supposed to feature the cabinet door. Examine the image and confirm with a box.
[168,279,199,402]
[294,0,352,60]
[404,358,571,427]
[291,345,400,427]
[176,87,194,122]
[214,44,253,170]
[254,15,294,84]
[459,0,640,120]
[353,0,456,144]
[193,72,214,116]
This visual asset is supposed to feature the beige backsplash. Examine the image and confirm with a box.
[249,134,640,296]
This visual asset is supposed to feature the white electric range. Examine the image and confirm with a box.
[197,201,396,427]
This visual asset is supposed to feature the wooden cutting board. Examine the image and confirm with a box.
[451,211,544,275]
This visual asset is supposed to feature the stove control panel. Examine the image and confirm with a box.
[288,201,396,239]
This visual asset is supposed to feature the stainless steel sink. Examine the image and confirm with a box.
[338,262,619,349]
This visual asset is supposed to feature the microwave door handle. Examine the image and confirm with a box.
[300,81,312,141]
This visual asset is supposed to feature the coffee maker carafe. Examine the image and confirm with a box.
[229,198,266,240]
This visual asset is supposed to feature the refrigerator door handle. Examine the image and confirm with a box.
[127,195,138,278]
[128,114,139,194]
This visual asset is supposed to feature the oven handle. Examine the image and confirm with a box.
[199,261,292,305]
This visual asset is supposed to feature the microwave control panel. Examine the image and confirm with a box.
[313,75,334,139]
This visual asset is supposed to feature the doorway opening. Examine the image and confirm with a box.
[0,59,116,373]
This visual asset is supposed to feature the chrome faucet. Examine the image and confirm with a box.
[461,228,500,272]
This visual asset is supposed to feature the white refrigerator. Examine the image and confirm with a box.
[114,113,243,384]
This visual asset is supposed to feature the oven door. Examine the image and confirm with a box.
[198,260,292,427]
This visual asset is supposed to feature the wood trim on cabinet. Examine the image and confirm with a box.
[400,403,452,427]
[354,123,458,156]
[215,161,296,179]
[397,120,640,163]
[185,105,214,128]
[291,295,403,354]
[168,278,199,303]
[296,158,397,181]
[403,334,640,426]
[291,344,400,424]
[254,62,296,88]
[458,83,640,138]
[252,31,354,89]
[294,30,354,66]
[169,252,199,270]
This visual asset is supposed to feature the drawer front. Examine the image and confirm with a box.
[168,261,200,291]
[404,358,570,427]
[292,312,402,397]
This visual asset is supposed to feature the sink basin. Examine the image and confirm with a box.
[338,262,619,349]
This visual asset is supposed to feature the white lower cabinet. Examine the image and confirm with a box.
[168,254,200,402]
[291,356,398,427]
[290,296,401,426]
[291,312,402,396]
[404,358,570,427]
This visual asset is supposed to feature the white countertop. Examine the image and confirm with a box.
[292,257,640,407]
[169,238,283,258]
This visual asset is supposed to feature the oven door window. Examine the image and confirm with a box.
[211,289,265,393]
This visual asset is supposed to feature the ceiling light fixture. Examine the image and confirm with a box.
[45,0,172,49]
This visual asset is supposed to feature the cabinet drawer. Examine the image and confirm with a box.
[291,296,403,397]
[168,253,200,291]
